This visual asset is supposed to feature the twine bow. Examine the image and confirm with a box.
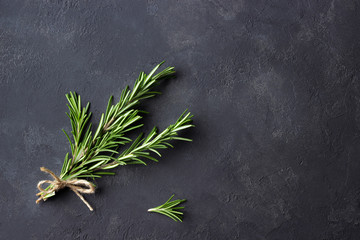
[36,167,95,211]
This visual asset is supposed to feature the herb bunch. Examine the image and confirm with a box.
[38,62,194,202]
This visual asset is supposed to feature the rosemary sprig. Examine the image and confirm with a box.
[39,62,194,201]
[148,195,186,222]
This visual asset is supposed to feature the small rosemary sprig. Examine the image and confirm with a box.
[37,62,194,208]
[148,195,186,222]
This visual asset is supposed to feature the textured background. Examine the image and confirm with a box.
[1,0,360,239]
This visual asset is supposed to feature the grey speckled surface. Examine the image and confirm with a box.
[1,0,360,239]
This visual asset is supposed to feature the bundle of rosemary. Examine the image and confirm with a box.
[36,62,194,211]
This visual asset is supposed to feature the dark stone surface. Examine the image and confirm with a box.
[1,0,360,239]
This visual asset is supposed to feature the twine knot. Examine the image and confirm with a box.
[36,167,95,211]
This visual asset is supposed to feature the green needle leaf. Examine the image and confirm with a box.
[148,195,187,222]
